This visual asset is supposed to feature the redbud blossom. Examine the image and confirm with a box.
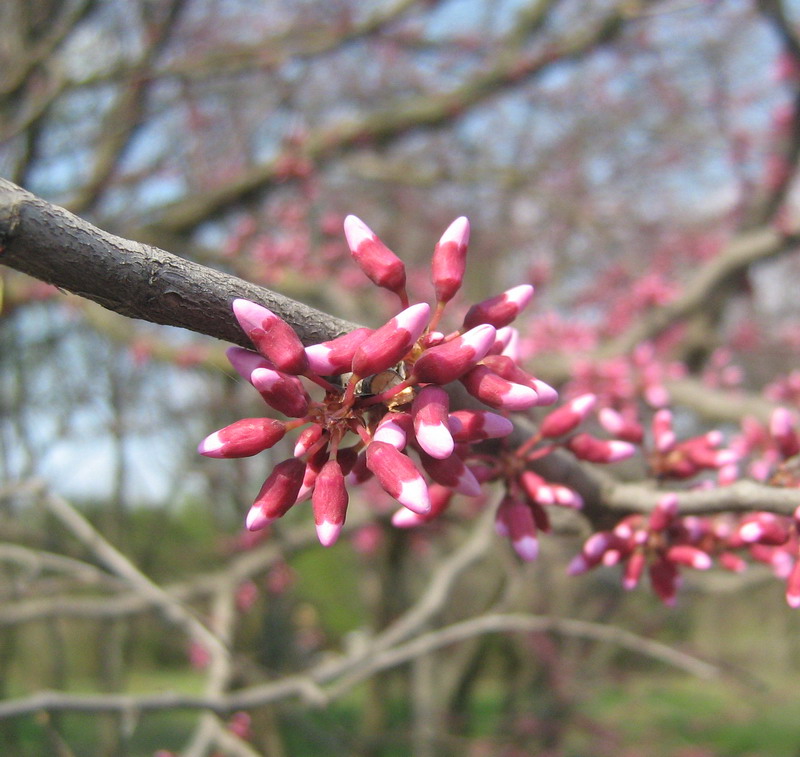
[665,545,712,570]
[250,365,311,418]
[294,425,324,457]
[786,561,800,609]
[652,409,676,453]
[538,394,597,438]
[232,299,308,375]
[198,418,286,458]
[247,458,306,530]
[431,216,469,303]
[463,284,534,330]
[460,364,540,410]
[373,411,412,449]
[448,409,514,442]
[344,215,407,296]
[566,433,636,464]
[366,441,430,514]
[496,495,539,561]
[412,385,454,459]
[312,460,349,546]
[392,483,454,528]
[305,327,374,375]
[351,302,430,377]
[419,451,481,496]
[411,324,496,384]
[649,493,678,532]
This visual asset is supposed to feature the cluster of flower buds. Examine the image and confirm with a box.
[648,408,739,483]
[476,392,639,561]
[200,215,559,547]
[569,494,718,605]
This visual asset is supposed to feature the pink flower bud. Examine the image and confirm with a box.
[198,418,286,458]
[649,557,680,605]
[770,407,800,457]
[460,364,540,410]
[246,458,306,530]
[539,394,596,438]
[419,451,481,496]
[226,346,270,382]
[344,215,407,295]
[598,407,644,444]
[567,433,636,463]
[294,425,325,457]
[649,493,678,532]
[412,324,496,384]
[232,299,308,375]
[305,328,374,375]
[373,411,412,449]
[463,284,534,330]
[652,409,676,453]
[412,385,453,459]
[736,513,789,545]
[366,441,430,514]
[250,366,311,418]
[312,460,349,546]
[518,471,582,509]
[786,560,800,608]
[448,409,513,442]
[666,545,712,570]
[431,216,469,303]
[496,494,539,561]
[622,550,646,590]
[351,302,430,377]
[392,483,453,527]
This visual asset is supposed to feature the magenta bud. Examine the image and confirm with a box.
[431,216,469,303]
[373,411,412,449]
[198,418,286,458]
[666,545,712,570]
[248,458,306,528]
[366,441,430,514]
[649,493,678,532]
[391,483,453,527]
[539,394,596,438]
[294,425,325,457]
[460,364,540,410]
[344,215,407,295]
[652,409,676,453]
[226,346,272,383]
[305,327,374,375]
[232,299,308,375]
[312,460,349,546]
[622,550,646,590]
[496,495,539,561]
[250,366,310,418]
[598,407,644,444]
[567,433,636,463]
[786,560,800,608]
[649,558,680,605]
[419,451,481,496]
[412,385,453,459]
[462,284,534,330]
[448,409,513,442]
[412,324,496,384]
[352,302,430,377]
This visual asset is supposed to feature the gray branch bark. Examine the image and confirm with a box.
[0,178,358,348]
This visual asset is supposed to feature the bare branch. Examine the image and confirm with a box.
[0,178,358,347]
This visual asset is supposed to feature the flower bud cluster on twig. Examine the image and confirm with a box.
[198,215,800,608]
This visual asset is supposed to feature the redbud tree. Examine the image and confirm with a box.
[4,0,800,754]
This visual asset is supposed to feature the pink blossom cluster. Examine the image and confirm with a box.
[572,405,800,606]
[200,215,559,547]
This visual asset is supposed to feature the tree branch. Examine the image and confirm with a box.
[0,178,358,347]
